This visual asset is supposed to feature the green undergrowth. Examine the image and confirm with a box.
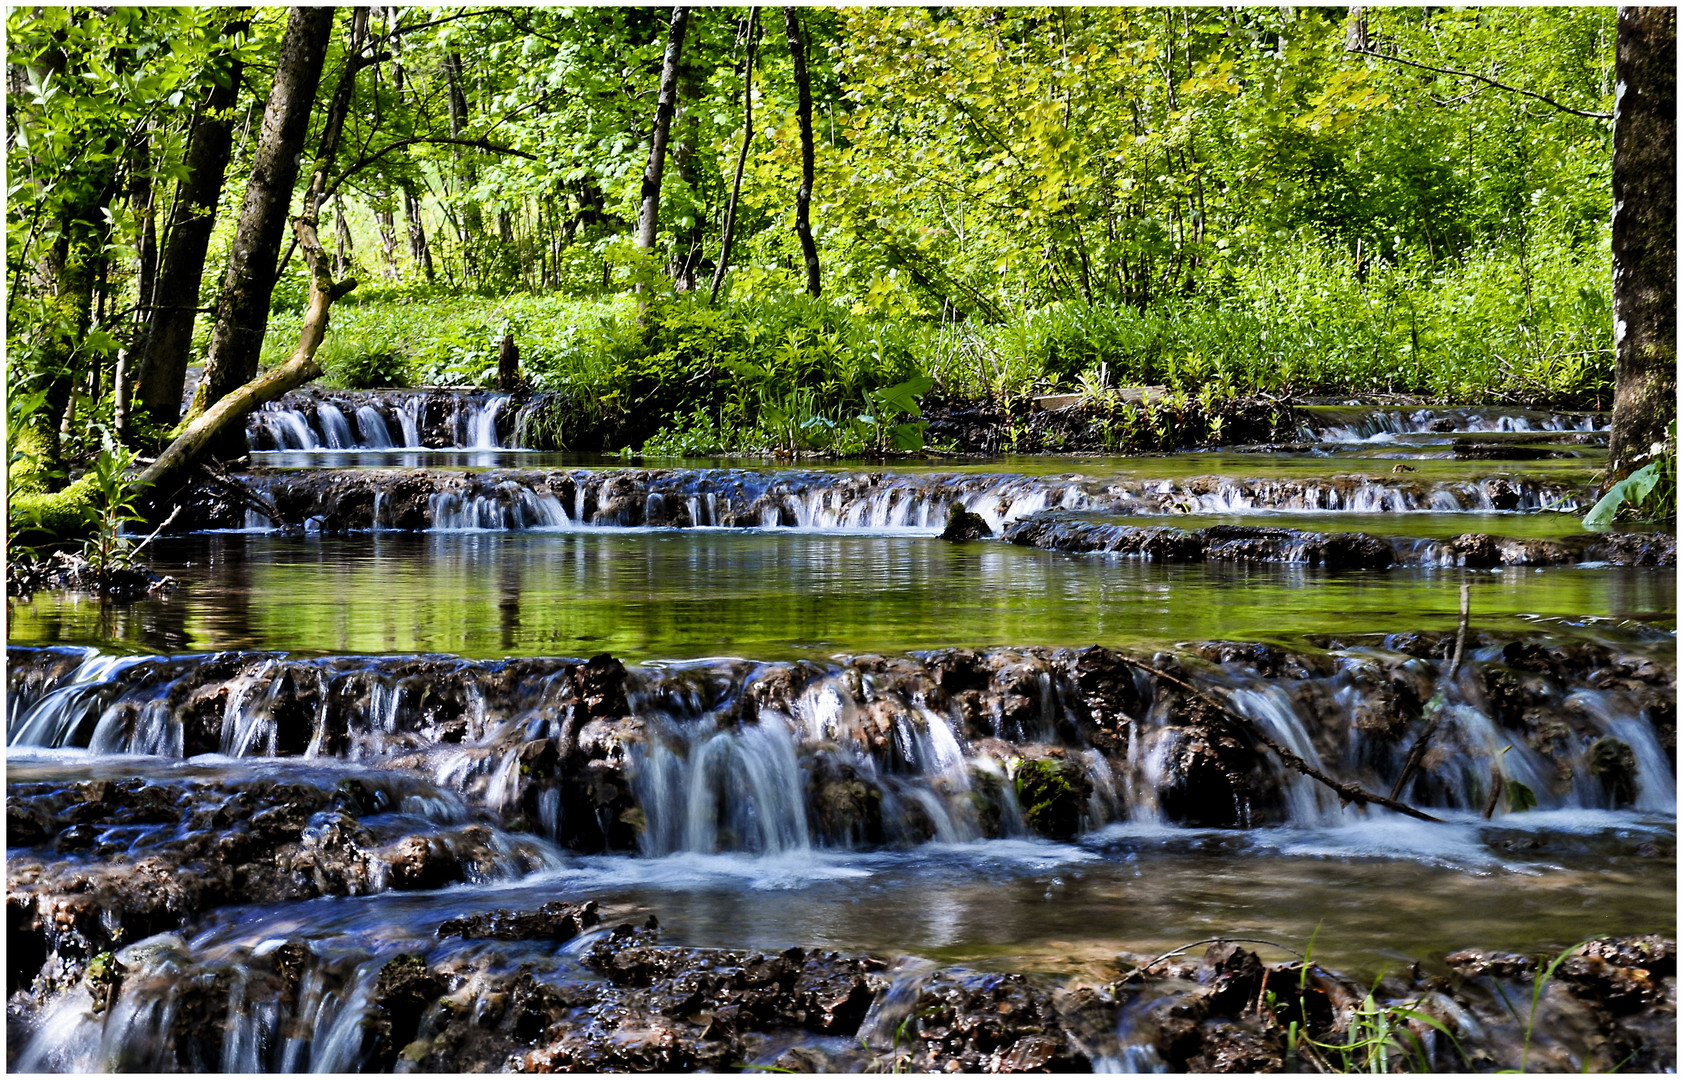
[246,227,1612,454]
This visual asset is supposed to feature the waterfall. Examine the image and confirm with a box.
[465,395,509,449]
[354,405,395,449]
[8,643,1671,850]
[315,404,356,449]
[397,395,424,447]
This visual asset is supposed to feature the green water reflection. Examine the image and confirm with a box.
[9,531,1672,661]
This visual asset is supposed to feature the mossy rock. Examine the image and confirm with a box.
[1589,737,1638,807]
[9,471,100,545]
[940,504,993,542]
[1013,756,1091,840]
[7,424,53,496]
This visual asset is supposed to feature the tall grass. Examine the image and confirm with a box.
[251,223,1612,450]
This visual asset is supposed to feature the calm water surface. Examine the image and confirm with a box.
[8,531,1673,660]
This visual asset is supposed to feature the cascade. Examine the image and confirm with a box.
[354,405,395,449]
[10,639,1670,854]
[315,403,357,449]
[199,465,1589,536]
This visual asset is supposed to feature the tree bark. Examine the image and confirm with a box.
[636,7,691,258]
[403,184,435,281]
[667,41,706,290]
[443,49,482,279]
[711,7,759,304]
[192,6,335,419]
[784,8,821,297]
[140,6,373,498]
[136,218,356,500]
[133,17,248,429]
[1609,6,1677,475]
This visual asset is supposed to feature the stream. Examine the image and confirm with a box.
[6,395,1674,1072]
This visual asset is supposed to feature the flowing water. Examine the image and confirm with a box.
[8,399,1674,1072]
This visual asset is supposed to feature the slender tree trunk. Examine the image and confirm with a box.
[668,42,706,290]
[1609,6,1676,475]
[193,6,335,419]
[143,8,371,494]
[404,184,435,282]
[377,202,401,279]
[711,7,758,304]
[130,127,158,348]
[636,7,691,260]
[133,18,247,428]
[784,8,821,297]
[444,50,482,280]
[334,198,355,279]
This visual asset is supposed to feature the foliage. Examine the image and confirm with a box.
[79,434,147,575]
[5,5,1632,468]
[1584,420,1676,527]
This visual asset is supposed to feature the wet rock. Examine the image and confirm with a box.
[437,900,600,942]
[365,952,449,1071]
[891,969,1090,1073]
[1444,948,1540,979]
[1013,756,1092,840]
[6,550,176,602]
[384,835,461,890]
[1157,697,1272,828]
[1201,943,1265,1014]
[806,757,885,847]
[940,504,993,541]
[1588,737,1640,807]
[1596,530,1679,567]
[3,776,516,1003]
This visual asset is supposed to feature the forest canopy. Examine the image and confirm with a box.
[7,5,1620,471]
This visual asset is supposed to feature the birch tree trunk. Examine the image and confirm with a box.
[636,7,692,259]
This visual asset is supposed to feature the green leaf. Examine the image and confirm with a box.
[1584,462,1659,529]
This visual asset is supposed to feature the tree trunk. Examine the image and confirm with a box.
[137,218,356,501]
[193,6,335,419]
[377,202,401,279]
[133,19,247,429]
[1609,6,1677,475]
[636,7,691,258]
[130,126,158,348]
[784,8,821,297]
[444,50,482,279]
[403,183,435,281]
[668,42,706,291]
[711,7,759,304]
[141,6,373,498]
[330,197,353,279]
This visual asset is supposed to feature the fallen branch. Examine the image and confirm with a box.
[194,462,289,527]
[1389,582,1473,800]
[1127,936,1306,979]
[133,216,355,500]
[126,505,181,562]
[1132,658,1445,823]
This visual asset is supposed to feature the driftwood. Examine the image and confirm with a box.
[1388,582,1473,801]
[1132,658,1445,824]
[194,461,289,527]
[133,215,355,500]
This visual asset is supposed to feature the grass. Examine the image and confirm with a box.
[237,225,1613,455]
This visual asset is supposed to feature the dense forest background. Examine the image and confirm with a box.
[8,5,1619,466]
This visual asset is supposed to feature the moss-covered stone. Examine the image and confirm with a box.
[7,424,53,496]
[9,471,100,544]
[940,503,993,542]
[1012,756,1091,840]
[1589,737,1639,807]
